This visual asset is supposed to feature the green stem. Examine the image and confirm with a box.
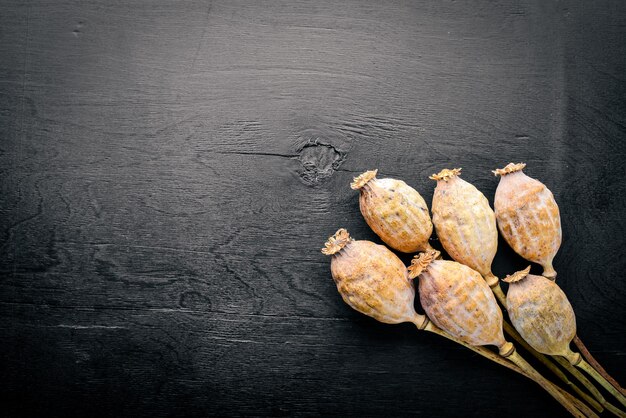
[573,335,626,396]
[578,359,626,408]
[552,356,626,416]
[605,402,626,418]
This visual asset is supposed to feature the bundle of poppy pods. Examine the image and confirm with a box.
[322,164,625,417]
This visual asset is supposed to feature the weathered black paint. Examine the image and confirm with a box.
[1,0,624,416]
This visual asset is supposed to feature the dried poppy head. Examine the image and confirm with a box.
[351,169,433,253]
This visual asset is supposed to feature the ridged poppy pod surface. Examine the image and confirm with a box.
[408,251,508,353]
[504,267,578,362]
[429,168,499,287]
[408,253,589,417]
[493,163,562,279]
[351,170,434,253]
[323,232,593,417]
[504,268,626,408]
[321,228,427,327]
[321,229,527,367]
[428,168,589,397]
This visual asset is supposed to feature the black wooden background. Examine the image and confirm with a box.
[1,0,625,417]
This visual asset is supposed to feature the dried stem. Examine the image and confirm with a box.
[573,335,626,396]
[506,349,587,418]
[606,402,626,418]
[558,388,603,418]
[553,356,626,417]
[502,319,603,413]
[577,359,626,408]
[421,321,590,417]
[422,321,522,375]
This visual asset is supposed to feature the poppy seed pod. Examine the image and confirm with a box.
[408,251,509,354]
[504,267,578,363]
[351,170,434,253]
[430,169,605,408]
[504,268,626,407]
[322,233,593,417]
[493,163,562,279]
[408,253,588,416]
[322,228,427,328]
[430,168,499,287]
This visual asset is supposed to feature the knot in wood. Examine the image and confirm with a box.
[297,142,344,186]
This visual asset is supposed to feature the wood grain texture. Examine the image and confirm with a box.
[1,0,624,416]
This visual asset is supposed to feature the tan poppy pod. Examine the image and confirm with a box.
[493,163,562,279]
[504,267,578,362]
[504,268,626,407]
[323,232,593,417]
[321,228,427,328]
[408,251,510,354]
[351,170,434,253]
[430,168,499,287]
[408,253,590,417]
[431,169,612,411]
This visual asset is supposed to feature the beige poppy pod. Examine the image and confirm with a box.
[408,251,511,355]
[324,234,594,416]
[430,168,499,287]
[493,163,562,279]
[321,228,428,328]
[351,170,434,253]
[503,267,579,362]
[505,268,626,409]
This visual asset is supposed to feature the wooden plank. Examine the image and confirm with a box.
[0,304,569,417]
[1,0,624,416]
